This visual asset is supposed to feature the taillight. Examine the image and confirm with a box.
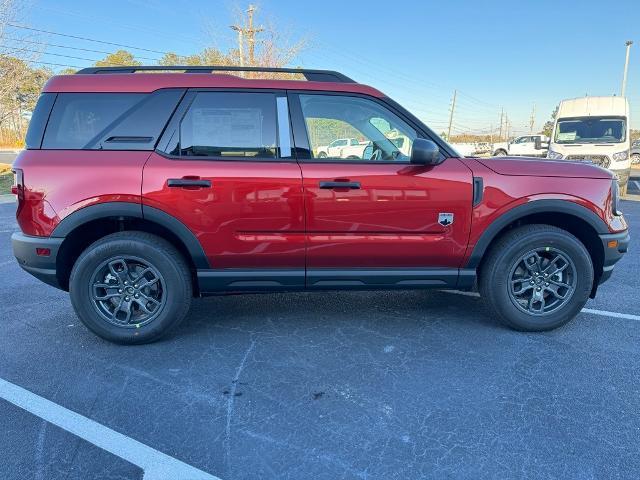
[12,169,24,202]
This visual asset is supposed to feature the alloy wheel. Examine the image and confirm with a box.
[508,247,577,316]
[89,256,167,328]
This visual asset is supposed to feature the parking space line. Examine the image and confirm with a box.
[0,378,222,480]
[581,308,640,321]
[441,290,640,321]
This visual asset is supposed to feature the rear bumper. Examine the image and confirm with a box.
[11,232,63,289]
[598,229,630,285]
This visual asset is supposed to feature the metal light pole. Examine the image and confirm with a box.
[621,40,633,97]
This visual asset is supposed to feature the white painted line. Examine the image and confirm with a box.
[0,378,221,480]
[441,289,480,298]
[581,308,640,321]
[440,290,640,321]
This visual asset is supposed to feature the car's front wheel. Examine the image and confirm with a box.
[479,224,593,331]
[70,232,192,344]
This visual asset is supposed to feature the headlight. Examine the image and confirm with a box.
[547,150,563,159]
[612,150,629,161]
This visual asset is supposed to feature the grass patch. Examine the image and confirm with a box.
[0,172,13,195]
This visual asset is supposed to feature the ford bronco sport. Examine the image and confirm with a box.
[11,66,629,344]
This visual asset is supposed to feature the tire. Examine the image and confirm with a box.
[69,231,192,344]
[494,149,507,157]
[631,153,640,165]
[318,152,327,158]
[479,224,593,332]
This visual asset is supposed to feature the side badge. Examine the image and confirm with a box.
[438,213,454,226]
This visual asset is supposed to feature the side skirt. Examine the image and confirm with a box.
[197,268,476,294]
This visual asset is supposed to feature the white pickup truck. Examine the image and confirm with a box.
[316,138,369,158]
[492,135,549,157]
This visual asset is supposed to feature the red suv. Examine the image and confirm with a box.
[11,66,629,344]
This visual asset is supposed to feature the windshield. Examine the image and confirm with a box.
[554,116,626,144]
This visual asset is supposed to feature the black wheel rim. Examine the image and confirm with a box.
[508,247,577,316]
[89,256,166,328]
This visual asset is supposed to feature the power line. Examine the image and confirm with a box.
[26,60,83,69]
[6,23,171,55]
[2,36,161,62]
[2,46,100,63]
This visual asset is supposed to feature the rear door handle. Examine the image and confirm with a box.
[167,178,212,188]
[319,181,361,189]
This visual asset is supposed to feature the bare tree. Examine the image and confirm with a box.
[0,0,14,41]
[197,3,308,76]
[0,0,49,147]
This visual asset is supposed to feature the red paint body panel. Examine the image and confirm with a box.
[43,74,385,97]
[477,156,613,179]
[460,158,628,266]
[142,153,305,269]
[12,150,148,236]
[300,158,473,268]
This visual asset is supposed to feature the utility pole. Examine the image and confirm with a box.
[621,40,633,97]
[447,89,457,141]
[246,5,263,66]
[231,5,264,72]
[529,103,536,133]
[505,114,510,140]
[498,108,504,140]
[230,25,245,67]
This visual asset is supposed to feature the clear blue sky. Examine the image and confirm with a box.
[11,0,640,133]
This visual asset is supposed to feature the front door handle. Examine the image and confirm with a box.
[319,181,361,189]
[167,178,212,188]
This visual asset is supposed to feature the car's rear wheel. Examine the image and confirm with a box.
[479,224,593,331]
[631,153,640,165]
[70,231,192,344]
[318,152,327,158]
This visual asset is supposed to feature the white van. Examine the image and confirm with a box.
[547,96,631,193]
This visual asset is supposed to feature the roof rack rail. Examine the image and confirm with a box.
[74,65,355,83]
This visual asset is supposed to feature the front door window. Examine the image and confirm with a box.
[299,94,418,161]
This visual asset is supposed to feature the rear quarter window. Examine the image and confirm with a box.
[41,90,184,150]
[25,93,56,149]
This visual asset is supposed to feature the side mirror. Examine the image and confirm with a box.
[411,138,440,165]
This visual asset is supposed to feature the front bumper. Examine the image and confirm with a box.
[12,232,63,289]
[598,229,630,285]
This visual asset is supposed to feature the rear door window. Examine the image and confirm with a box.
[178,92,278,158]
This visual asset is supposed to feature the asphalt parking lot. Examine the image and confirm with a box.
[0,199,639,480]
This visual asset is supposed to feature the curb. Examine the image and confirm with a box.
[0,194,15,204]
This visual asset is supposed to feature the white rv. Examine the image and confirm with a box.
[547,96,631,193]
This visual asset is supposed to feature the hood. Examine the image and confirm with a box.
[477,156,613,179]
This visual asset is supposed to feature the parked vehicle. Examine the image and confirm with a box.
[12,66,629,344]
[631,139,640,165]
[316,138,363,158]
[492,135,549,157]
[547,96,631,194]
